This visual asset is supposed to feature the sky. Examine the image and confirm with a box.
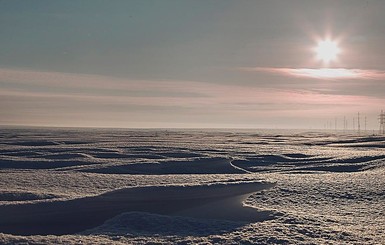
[1,0,385,129]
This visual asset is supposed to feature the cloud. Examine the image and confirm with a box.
[0,68,310,103]
[1,67,384,108]
[241,67,385,80]
[1,68,385,127]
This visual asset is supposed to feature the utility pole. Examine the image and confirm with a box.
[335,118,337,131]
[358,112,361,135]
[345,117,348,132]
[353,117,355,132]
[379,110,385,134]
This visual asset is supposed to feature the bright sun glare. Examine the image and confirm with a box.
[315,40,340,63]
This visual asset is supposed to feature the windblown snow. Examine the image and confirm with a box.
[0,128,384,244]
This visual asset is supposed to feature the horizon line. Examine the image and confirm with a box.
[0,124,380,132]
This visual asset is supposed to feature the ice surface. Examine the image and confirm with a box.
[0,128,384,244]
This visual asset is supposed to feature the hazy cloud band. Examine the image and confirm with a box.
[241,67,385,80]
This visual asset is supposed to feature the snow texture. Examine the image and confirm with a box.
[0,128,384,244]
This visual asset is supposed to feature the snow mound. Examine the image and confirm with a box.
[0,191,59,202]
[83,157,248,174]
[82,211,246,236]
[0,181,274,235]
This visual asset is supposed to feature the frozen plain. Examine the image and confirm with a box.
[0,128,384,244]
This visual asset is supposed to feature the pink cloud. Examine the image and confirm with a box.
[1,68,384,109]
[241,67,385,80]
[2,68,385,127]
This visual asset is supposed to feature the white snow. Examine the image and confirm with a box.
[0,128,384,244]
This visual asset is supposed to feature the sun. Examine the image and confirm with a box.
[315,39,340,64]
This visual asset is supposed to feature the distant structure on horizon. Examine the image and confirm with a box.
[325,111,385,134]
[379,110,385,134]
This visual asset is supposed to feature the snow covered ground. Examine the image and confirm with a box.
[0,128,384,244]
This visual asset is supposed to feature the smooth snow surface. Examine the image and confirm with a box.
[0,128,384,244]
